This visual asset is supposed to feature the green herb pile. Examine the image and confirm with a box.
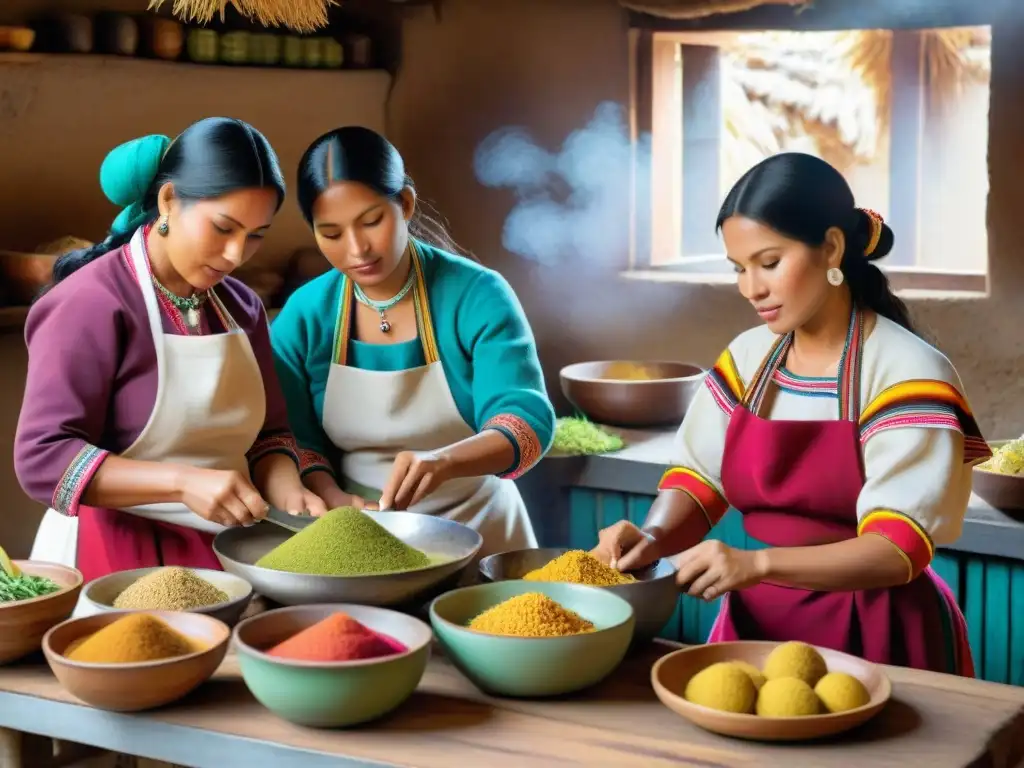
[551,417,626,456]
[0,571,61,603]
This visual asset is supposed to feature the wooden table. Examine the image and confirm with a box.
[1,641,1023,768]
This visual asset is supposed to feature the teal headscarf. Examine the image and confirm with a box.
[99,134,172,237]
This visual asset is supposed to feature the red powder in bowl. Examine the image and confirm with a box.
[267,612,408,662]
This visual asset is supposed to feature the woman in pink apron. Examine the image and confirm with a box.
[272,127,555,557]
[15,118,325,587]
[595,153,988,675]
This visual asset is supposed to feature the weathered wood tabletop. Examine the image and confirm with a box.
[1,639,1023,768]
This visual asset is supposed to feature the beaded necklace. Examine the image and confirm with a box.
[352,267,416,333]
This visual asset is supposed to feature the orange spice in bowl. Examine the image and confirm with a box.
[267,612,407,662]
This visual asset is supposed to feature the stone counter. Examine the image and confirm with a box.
[521,427,1024,561]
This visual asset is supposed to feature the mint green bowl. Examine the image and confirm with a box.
[429,580,634,698]
[233,604,432,727]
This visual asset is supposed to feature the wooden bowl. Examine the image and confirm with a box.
[42,610,230,712]
[651,641,891,742]
[0,561,83,664]
[972,439,1024,514]
[80,566,254,626]
[560,360,704,428]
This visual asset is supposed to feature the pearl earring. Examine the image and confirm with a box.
[826,267,844,286]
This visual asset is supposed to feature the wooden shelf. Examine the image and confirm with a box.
[0,51,388,77]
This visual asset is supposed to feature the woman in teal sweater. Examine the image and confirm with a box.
[271,126,555,555]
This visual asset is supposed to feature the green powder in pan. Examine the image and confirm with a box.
[256,507,431,576]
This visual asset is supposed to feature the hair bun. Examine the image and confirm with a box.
[99,134,171,207]
[856,207,894,262]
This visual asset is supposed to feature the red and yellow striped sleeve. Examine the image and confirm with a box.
[857,509,934,583]
[657,466,729,531]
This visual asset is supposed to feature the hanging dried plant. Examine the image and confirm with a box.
[717,26,990,180]
[147,0,337,33]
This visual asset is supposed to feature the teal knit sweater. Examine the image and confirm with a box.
[270,240,555,481]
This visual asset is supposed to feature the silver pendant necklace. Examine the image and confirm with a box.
[352,268,416,333]
[152,277,207,332]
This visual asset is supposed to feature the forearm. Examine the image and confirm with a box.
[758,533,912,591]
[81,456,184,509]
[252,453,303,498]
[439,430,516,479]
[642,490,712,557]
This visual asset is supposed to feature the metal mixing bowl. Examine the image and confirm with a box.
[213,511,483,607]
[478,547,679,641]
[559,360,704,428]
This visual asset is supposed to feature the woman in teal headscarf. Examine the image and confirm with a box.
[15,117,326,588]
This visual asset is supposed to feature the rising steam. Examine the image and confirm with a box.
[473,102,652,266]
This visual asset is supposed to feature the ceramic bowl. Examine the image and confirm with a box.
[972,439,1024,516]
[214,510,482,607]
[559,360,704,428]
[651,641,892,741]
[429,580,634,698]
[478,547,677,641]
[81,566,254,626]
[233,603,432,727]
[43,610,230,712]
[0,561,83,664]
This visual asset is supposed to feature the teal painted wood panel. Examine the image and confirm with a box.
[565,488,1024,686]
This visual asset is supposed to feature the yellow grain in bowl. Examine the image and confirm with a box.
[467,592,595,637]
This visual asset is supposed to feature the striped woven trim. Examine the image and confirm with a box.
[246,430,299,469]
[483,414,543,480]
[52,444,109,518]
[331,241,439,366]
[837,308,865,421]
[704,349,744,416]
[858,508,934,583]
[772,368,838,398]
[297,448,335,478]
[657,467,728,530]
[859,380,992,465]
[745,307,863,420]
[743,333,790,416]
[409,241,440,365]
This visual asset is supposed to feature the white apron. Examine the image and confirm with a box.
[30,227,267,577]
[322,247,536,558]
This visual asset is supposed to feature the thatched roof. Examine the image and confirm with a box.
[719,28,991,174]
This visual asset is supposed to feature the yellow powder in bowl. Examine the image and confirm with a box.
[66,614,202,664]
[524,550,636,587]
[467,592,595,637]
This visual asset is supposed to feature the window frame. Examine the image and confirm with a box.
[626,10,993,295]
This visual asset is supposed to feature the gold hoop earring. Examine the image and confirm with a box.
[157,215,169,237]
[826,267,844,287]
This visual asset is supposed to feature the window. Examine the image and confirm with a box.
[630,26,991,292]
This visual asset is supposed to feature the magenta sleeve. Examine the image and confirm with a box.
[14,280,120,517]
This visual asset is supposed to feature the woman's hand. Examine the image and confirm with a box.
[674,540,768,600]
[376,451,454,511]
[264,482,330,519]
[591,520,660,571]
[301,471,366,515]
[176,467,270,527]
